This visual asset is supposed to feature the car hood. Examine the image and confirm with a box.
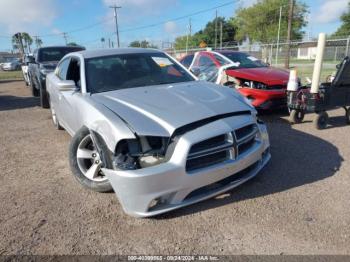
[91,81,252,137]
[226,67,289,85]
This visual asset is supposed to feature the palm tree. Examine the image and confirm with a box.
[35,37,43,48]
[21,32,33,53]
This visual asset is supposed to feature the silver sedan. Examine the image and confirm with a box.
[46,48,270,217]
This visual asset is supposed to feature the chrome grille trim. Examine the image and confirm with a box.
[186,123,259,172]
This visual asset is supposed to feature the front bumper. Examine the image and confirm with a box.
[103,116,270,217]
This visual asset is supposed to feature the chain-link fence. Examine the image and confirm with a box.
[166,38,350,83]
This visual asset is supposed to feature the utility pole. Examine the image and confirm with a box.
[62,32,68,45]
[214,10,218,49]
[220,21,223,49]
[275,6,282,65]
[284,0,294,69]
[185,18,192,54]
[110,3,122,48]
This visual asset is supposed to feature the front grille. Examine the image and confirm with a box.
[235,124,256,141]
[186,150,229,172]
[186,134,233,172]
[185,123,258,172]
[267,85,286,90]
[234,124,258,156]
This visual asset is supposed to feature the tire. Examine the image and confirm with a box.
[346,108,350,125]
[49,100,63,130]
[69,127,113,192]
[31,78,39,97]
[314,111,329,130]
[289,109,305,124]
[40,87,50,109]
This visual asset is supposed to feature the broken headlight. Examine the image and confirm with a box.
[242,80,268,90]
[113,136,169,170]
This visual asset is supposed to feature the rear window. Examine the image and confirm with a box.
[38,47,85,62]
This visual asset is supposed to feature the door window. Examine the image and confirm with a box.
[195,54,219,82]
[57,58,70,80]
[66,58,81,88]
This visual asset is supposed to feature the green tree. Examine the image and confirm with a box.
[21,33,33,53]
[35,37,43,48]
[333,2,350,37]
[174,17,236,49]
[129,40,158,48]
[11,32,33,53]
[232,0,308,43]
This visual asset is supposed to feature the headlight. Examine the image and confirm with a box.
[113,136,169,170]
[242,80,268,90]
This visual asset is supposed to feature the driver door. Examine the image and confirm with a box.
[59,57,82,133]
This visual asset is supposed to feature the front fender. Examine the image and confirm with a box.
[82,101,136,153]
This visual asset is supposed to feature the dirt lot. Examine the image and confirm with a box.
[0,81,349,255]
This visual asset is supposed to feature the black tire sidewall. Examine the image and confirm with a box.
[69,127,113,192]
[314,112,328,130]
[31,78,39,97]
[289,110,304,124]
[39,86,50,108]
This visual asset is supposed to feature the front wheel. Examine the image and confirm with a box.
[314,111,329,130]
[345,107,350,124]
[289,109,305,124]
[30,78,39,97]
[40,87,50,109]
[69,127,113,192]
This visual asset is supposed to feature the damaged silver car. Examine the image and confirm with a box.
[46,48,270,217]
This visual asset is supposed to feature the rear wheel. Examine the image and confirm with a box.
[69,127,113,192]
[314,111,329,130]
[40,87,50,109]
[289,109,305,124]
[30,78,39,97]
[345,107,350,124]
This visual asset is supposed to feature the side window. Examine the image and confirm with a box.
[57,58,70,80]
[195,54,219,83]
[66,57,81,87]
[181,55,194,68]
[198,55,216,67]
[214,54,230,66]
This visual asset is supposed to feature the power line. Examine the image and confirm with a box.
[119,0,240,33]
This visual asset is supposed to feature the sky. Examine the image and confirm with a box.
[0,0,348,51]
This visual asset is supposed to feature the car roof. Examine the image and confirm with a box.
[76,48,162,59]
[38,46,85,50]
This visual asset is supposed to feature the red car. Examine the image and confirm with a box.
[179,51,290,110]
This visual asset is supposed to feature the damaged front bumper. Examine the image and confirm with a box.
[103,116,270,217]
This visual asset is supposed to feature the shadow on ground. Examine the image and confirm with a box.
[0,95,39,111]
[157,114,343,219]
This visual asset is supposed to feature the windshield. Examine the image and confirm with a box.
[221,52,267,68]
[38,47,84,62]
[85,52,195,93]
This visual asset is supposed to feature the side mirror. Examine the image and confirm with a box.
[336,63,341,70]
[57,80,77,91]
[190,67,201,77]
[27,56,35,64]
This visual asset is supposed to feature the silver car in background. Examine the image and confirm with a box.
[46,48,270,217]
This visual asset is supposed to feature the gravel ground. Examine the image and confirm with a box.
[0,81,349,255]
